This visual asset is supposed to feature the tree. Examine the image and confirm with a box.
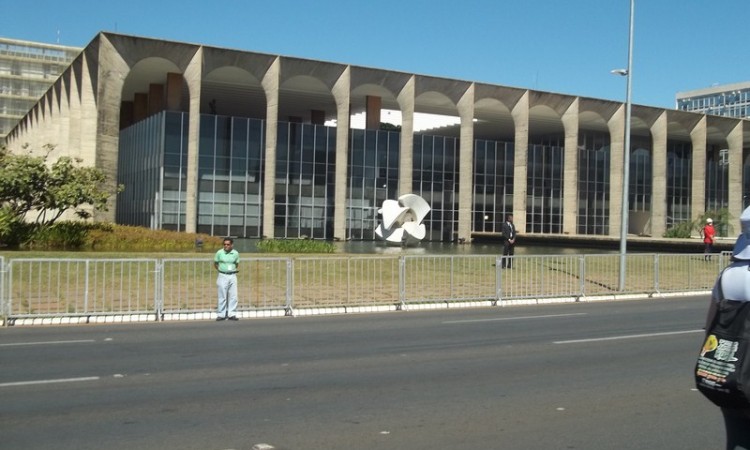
[0,145,120,244]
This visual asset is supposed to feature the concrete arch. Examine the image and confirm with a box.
[413,90,460,134]
[350,82,399,129]
[120,56,183,126]
[666,121,694,143]
[473,96,513,141]
[414,89,459,122]
[579,110,610,134]
[202,66,265,118]
[350,83,396,103]
[104,33,199,78]
[528,103,564,138]
[705,117,736,148]
[278,74,335,124]
[123,56,182,98]
[274,58,347,124]
[414,75,470,115]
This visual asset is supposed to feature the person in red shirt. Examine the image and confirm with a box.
[702,218,716,262]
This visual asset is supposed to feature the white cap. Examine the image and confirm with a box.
[706,218,713,224]
[732,207,750,260]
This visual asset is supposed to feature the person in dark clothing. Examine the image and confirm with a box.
[501,214,517,269]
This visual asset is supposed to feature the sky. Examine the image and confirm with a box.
[5,0,748,109]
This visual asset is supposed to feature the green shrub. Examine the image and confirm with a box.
[695,208,733,237]
[84,224,222,252]
[663,221,693,238]
[663,209,735,239]
[256,238,336,254]
[0,206,33,248]
[27,221,90,249]
[0,219,223,253]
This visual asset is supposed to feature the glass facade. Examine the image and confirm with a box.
[577,132,611,235]
[677,88,750,119]
[274,122,335,239]
[115,109,737,242]
[666,140,692,229]
[526,143,564,233]
[117,112,265,237]
[198,115,265,237]
[473,139,514,233]
[413,134,459,241]
[629,139,652,213]
[706,145,729,222]
[162,112,189,231]
[116,113,165,228]
[347,129,400,240]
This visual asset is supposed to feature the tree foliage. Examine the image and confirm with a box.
[0,144,120,247]
[663,208,734,239]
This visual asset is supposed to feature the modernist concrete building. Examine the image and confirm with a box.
[0,37,81,144]
[6,32,750,242]
[677,81,750,120]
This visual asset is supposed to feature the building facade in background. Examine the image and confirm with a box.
[0,37,80,144]
[676,81,750,119]
[6,33,750,242]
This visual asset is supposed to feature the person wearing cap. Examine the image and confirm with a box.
[702,217,716,261]
[704,206,750,448]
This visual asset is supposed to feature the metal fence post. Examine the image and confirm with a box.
[399,256,406,310]
[84,260,90,313]
[6,261,12,321]
[654,254,660,294]
[450,256,455,300]
[347,257,351,303]
[579,255,585,298]
[495,255,502,304]
[285,258,294,316]
[155,259,163,321]
[0,256,5,324]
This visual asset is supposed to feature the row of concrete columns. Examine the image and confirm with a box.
[6,33,747,242]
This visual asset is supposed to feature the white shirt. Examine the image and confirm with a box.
[714,260,750,302]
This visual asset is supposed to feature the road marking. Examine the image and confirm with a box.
[0,376,100,388]
[0,339,96,347]
[553,329,704,344]
[444,313,587,324]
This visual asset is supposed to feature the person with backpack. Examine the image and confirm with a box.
[698,207,750,449]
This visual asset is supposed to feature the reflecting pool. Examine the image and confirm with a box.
[232,239,619,256]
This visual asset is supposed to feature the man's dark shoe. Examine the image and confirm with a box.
[216,317,226,321]
[228,316,239,321]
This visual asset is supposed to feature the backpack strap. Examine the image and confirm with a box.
[706,268,728,331]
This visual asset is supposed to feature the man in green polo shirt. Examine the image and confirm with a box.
[214,237,240,321]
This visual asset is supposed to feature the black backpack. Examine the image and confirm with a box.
[695,276,750,409]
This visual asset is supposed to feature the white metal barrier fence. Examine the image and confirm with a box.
[0,253,725,325]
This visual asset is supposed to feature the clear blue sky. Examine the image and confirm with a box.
[6,0,748,109]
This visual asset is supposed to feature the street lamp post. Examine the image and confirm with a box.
[614,0,635,292]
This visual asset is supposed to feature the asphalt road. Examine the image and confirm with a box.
[0,296,727,450]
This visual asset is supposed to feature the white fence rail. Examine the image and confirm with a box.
[0,253,726,325]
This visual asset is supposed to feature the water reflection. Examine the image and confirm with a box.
[337,241,616,255]
[232,239,617,256]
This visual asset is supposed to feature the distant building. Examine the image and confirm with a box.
[676,81,750,119]
[0,37,81,144]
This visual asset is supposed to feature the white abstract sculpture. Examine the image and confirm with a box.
[375,194,431,246]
